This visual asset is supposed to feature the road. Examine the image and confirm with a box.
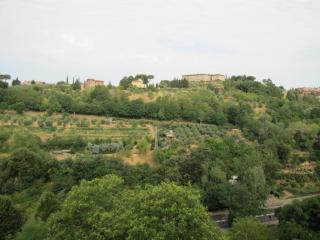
[211,193,320,229]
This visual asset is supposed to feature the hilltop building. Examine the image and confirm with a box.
[296,87,320,96]
[131,79,146,88]
[182,73,226,87]
[81,78,104,90]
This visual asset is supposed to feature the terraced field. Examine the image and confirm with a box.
[0,111,153,164]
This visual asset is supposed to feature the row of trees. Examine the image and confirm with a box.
[1,76,319,125]
[159,78,189,88]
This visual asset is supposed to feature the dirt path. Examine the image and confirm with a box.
[266,192,320,208]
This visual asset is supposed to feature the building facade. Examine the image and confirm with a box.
[182,74,226,87]
[296,87,320,96]
[131,79,146,88]
[81,79,104,90]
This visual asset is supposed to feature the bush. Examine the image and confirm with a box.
[23,119,33,126]
[0,148,54,193]
[229,216,271,240]
[0,197,24,240]
[12,102,26,114]
[137,137,149,153]
[87,142,123,154]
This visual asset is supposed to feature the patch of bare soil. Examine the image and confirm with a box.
[128,92,154,102]
[254,106,266,114]
[123,146,154,166]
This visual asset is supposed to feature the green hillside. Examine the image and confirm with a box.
[0,76,319,239]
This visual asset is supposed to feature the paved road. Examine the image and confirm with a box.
[211,193,320,229]
[212,208,278,229]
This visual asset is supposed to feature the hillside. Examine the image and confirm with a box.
[0,76,319,239]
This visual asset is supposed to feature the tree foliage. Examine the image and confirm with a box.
[47,175,222,240]
[276,196,320,239]
[0,197,24,240]
[229,216,271,240]
[0,148,54,193]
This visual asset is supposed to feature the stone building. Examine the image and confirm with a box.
[182,73,226,87]
[131,79,146,88]
[296,87,320,96]
[81,78,104,90]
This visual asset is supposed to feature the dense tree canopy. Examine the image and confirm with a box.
[0,148,54,193]
[276,197,320,239]
[0,197,24,240]
[229,216,271,240]
[47,175,222,240]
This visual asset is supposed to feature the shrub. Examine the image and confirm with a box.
[23,119,33,126]
[42,136,86,150]
[87,142,123,154]
[12,102,26,114]
[0,197,24,240]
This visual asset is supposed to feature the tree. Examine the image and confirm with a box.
[0,197,24,240]
[316,164,320,178]
[47,175,126,239]
[16,218,48,240]
[119,76,134,89]
[36,191,60,221]
[226,167,268,221]
[243,166,268,207]
[125,182,222,240]
[0,81,8,89]
[275,197,320,239]
[119,74,154,89]
[276,221,316,240]
[47,175,222,240]
[0,148,53,193]
[277,143,291,164]
[135,74,154,85]
[12,102,26,114]
[12,77,21,86]
[276,197,320,232]
[0,74,11,80]
[312,131,320,160]
[89,86,110,102]
[310,107,320,119]
[72,79,81,90]
[229,216,270,240]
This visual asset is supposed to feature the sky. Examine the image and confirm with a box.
[0,0,319,88]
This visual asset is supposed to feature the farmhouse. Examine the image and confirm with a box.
[81,78,104,90]
[182,73,226,87]
[131,79,146,88]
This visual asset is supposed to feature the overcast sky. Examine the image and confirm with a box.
[0,0,319,88]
